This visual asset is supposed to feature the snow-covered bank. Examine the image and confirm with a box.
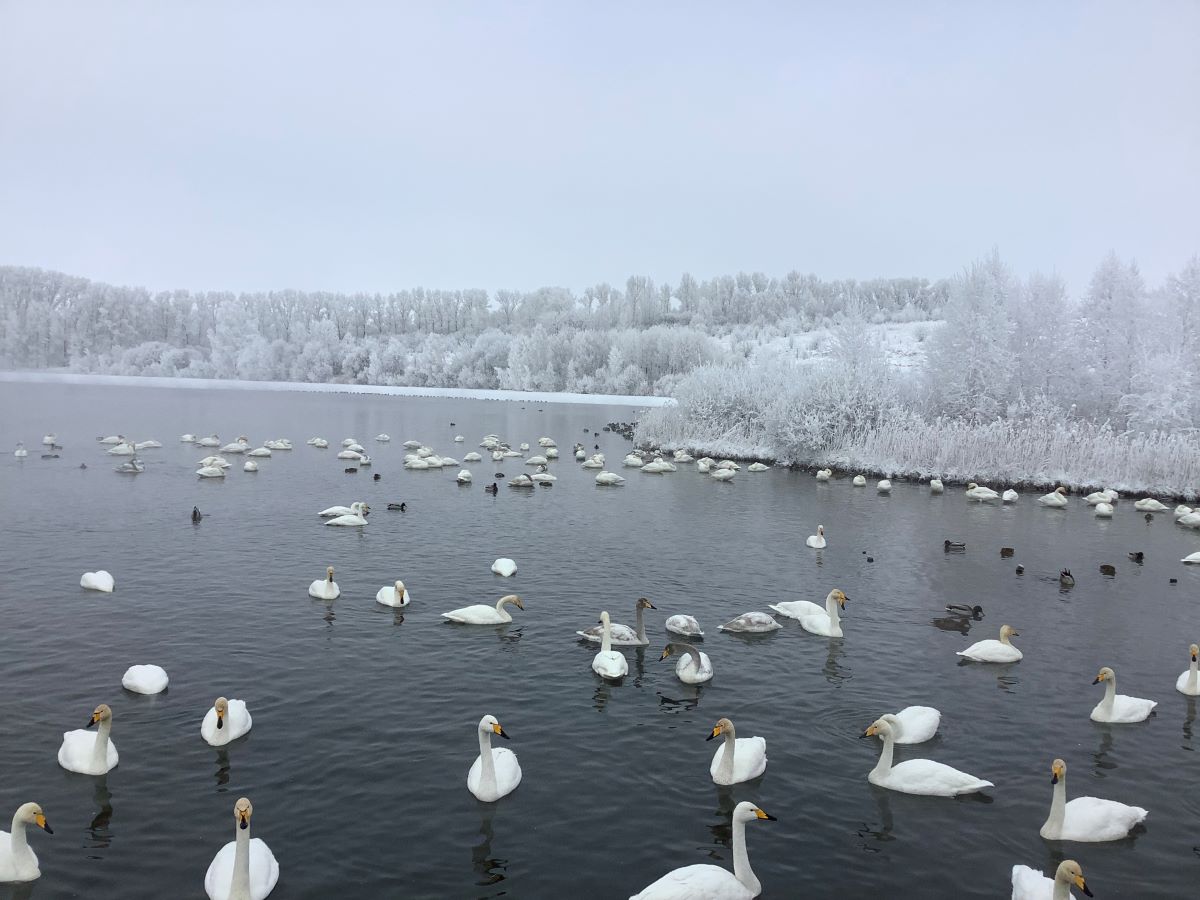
[0,371,676,408]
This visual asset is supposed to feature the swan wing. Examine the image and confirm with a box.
[630,864,750,900]
[491,747,523,796]
[892,706,941,744]
[887,759,991,796]
[664,615,703,636]
[443,605,502,624]
[1060,796,1148,841]
[58,728,119,774]
[1010,865,1055,900]
[767,601,823,620]
[592,650,628,679]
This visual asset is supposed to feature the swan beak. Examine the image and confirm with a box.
[646,600,657,609]
[35,814,51,834]
[1075,876,1092,897]
[86,714,97,728]
[706,726,720,741]
[238,811,250,830]
[862,724,878,738]
[217,711,225,729]
[754,808,776,821]
[492,723,510,740]
[1092,673,1105,684]
[1193,652,1198,663]
[660,647,672,661]
[1051,772,1059,784]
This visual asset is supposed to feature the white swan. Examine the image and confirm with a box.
[134,439,162,450]
[665,614,703,637]
[877,478,891,492]
[718,612,780,633]
[1183,552,1200,564]
[197,466,226,478]
[591,611,628,680]
[1134,497,1168,512]
[1011,859,1093,900]
[711,468,735,481]
[0,803,52,883]
[623,454,644,467]
[1178,512,1200,528]
[80,570,115,593]
[957,624,1022,662]
[595,471,625,485]
[467,715,521,802]
[201,697,253,746]
[805,525,826,549]
[1003,489,1019,503]
[337,449,363,461]
[307,438,328,448]
[1085,489,1118,505]
[375,580,411,608]
[1038,486,1069,507]
[577,597,655,645]
[443,594,524,624]
[862,716,991,796]
[966,482,1000,502]
[877,707,941,744]
[204,797,279,900]
[507,473,534,487]
[531,465,556,483]
[106,441,136,456]
[814,468,832,481]
[768,589,847,637]
[661,643,713,684]
[318,502,367,517]
[630,802,774,900]
[308,566,340,600]
[1090,666,1156,723]
[97,434,124,445]
[13,442,28,458]
[58,704,118,775]
[263,439,291,450]
[1039,757,1147,841]
[1094,502,1114,518]
[672,450,694,463]
[928,477,944,493]
[454,435,465,442]
[464,451,482,462]
[196,434,220,447]
[456,469,472,483]
[122,664,168,694]
[852,475,866,486]
[491,557,517,577]
[747,462,769,472]
[198,456,231,468]
[181,434,196,442]
[1175,504,1194,519]
[708,718,767,785]
[1177,643,1200,695]
[246,447,271,458]
[325,506,368,526]
[525,455,548,466]
[375,434,390,442]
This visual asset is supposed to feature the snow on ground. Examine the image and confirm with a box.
[717,320,942,371]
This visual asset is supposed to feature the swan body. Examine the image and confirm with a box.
[661,643,713,684]
[197,466,226,478]
[525,455,548,466]
[80,570,115,592]
[880,707,941,744]
[0,803,52,883]
[1134,497,1168,512]
[58,704,118,775]
[708,719,767,785]
[710,468,735,481]
[263,439,291,450]
[804,525,826,549]
[13,442,28,457]
[464,451,482,462]
[242,461,258,472]
[107,441,136,455]
[929,477,944,493]
[1177,512,1200,528]
[863,717,991,796]
[375,434,390,442]
[672,450,694,463]
[376,580,411,607]
[134,439,161,449]
[814,467,832,481]
[1090,667,1156,723]
[595,471,625,485]
[1039,758,1147,841]
[877,478,891,492]
[99,434,126,445]
[467,715,521,802]
[508,473,534,487]
[443,594,524,624]
[719,612,780,633]
[1183,552,1200,564]
[623,454,644,467]
[630,802,774,900]
[115,457,145,473]
[1177,644,1200,695]
[591,611,628,680]
[308,567,340,600]
[325,508,368,526]
[852,474,866,486]
[582,455,605,469]
[456,469,472,483]
[198,456,231,468]
[1003,489,1019,502]
[1011,860,1093,900]
[1085,490,1118,505]
[665,614,703,637]
[768,589,847,637]
[201,697,253,746]
[318,502,367,517]
[491,558,517,577]
[204,798,279,900]
[454,435,464,442]
[1038,487,1069,507]
[307,438,328,448]
[122,664,168,694]
[181,434,196,442]
[577,598,654,645]
[1094,502,1113,518]
[246,447,271,458]
[747,462,769,472]
[965,482,1000,501]
[958,624,1022,662]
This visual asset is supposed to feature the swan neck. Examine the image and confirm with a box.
[634,604,646,642]
[717,727,736,782]
[92,718,111,770]
[1052,871,1072,900]
[681,644,702,668]
[999,632,1011,646]
[9,812,29,857]
[231,818,251,897]
[600,617,612,654]
[1188,659,1199,692]
[1099,677,1116,711]
[1044,775,1066,835]
[870,730,895,780]
[730,813,760,895]
[826,593,841,625]
[478,728,496,795]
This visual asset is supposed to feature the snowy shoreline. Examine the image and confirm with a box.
[0,371,676,408]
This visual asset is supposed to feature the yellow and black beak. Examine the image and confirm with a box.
[1051,771,1059,785]
[35,813,52,834]
[860,724,878,739]
[660,647,672,661]
[706,725,720,742]
[217,709,225,729]
[493,723,510,740]
[238,809,250,831]
[1092,674,1103,684]
[86,713,98,728]
[1075,875,1092,897]
[754,808,777,821]
[646,600,657,609]
[1193,651,1198,663]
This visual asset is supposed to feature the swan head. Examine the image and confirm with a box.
[1056,860,1091,896]
[706,717,735,741]
[597,610,610,625]
[732,801,776,824]
[234,797,253,830]
[478,714,510,740]
[829,589,847,609]
[394,580,406,599]
[1092,666,1114,685]
[501,594,524,610]
[817,525,825,536]
[636,597,656,610]
[15,802,52,833]
[86,704,112,728]
[1000,624,1018,641]
[1051,758,1066,783]
[966,482,979,490]
[326,566,335,581]
[862,717,894,740]
[1190,643,1199,662]
[213,697,229,729]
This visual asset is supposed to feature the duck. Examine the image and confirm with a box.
[1134,497,1168,512]
[876,478,891,492]
[121,664,169,694]
[814,468,832,481]
[630,802,774,900]
[387,502,407,511]
[375,580,411,608]
[203,797,280,900]
[80,570,115,593]
[58,704,118,775]
[1011,860,1093,900]
[944,539,966,551]
[873,707,941,744]
[308,566,340,600]
[718,612,780,633]
[862,717,991,796]
[707,718,767,785]
[576,597,655,645]
[805,525,826,549]
[443,594,524,624]
[965,482,1000,502]
[467,715,521,802]
[664,614,703,638]
[1002,489,1019,503]
[945,603,984,618]
[1038,486,1070,508]
[13,442,27,458]
[1099,563,1116,576]
[1094,502,1114,518]
[0,803,52,883]
[192,506,203,523]
[661,643,713,684]
[957,624,1022,662]
[484,483,498,494]
[1090,667,1156,723]
[1059,569,1075,587]
[1128,551,1144,563]
[591,611,628,680]
[491,557,517,577]
[595,471,625,485]
[768,589,848,637]
[852,475,867,486]
[930,478,944,493]
[201,697,253,746]
[1039,757,1147,841]
[1176,644,1200,695]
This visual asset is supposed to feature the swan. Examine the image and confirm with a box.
[1003,489,1019,503]
[591,611,628,680]
[1039,757,1147,841]
[673,450,694,463]
[805,525,826,549]
[876,707,941,744]
[467,715,521,802]
[107,441,136,456]
[263,439,291,450]
[623,454,644,467]
[966,482,1000,502]
[443,594,524,624]
[0,803,52,883]
[531,465,556,483]
[491,558,517,577]
[877,478,891,492]
[641,458,671,473]
[1038,486,1069,507]
[454,435,464,442]
[337,449,363,461]
[852,475,866,486]
[13,442,28,458]
[957,624,1022,662]
[582,456,606,470]
[1090,667,1156,723]
[537,437,556,447]
[747,462,769,472]
[1011,859,1093,900]
[661,643,713,684]
[1177,512,1200,529]
[342,438,359,447]
[1134,497,1168,512]
[375,580,411,608]
[697,459,712,473]
[197,465,226,478]
[525,455,548,466]
[198,456,231,468]
[325,507,368,526]
[576,448,587,461]
[1183,552,1200,564]
[577,597,655,645]
[711,468,735,481]
[1175,504,1194,519]
[80,570,115,593]
[192,434,219,447]
[862,717,991,796]
[307,438,328,448]
[815,468,832,481]
[718,612,780,633]
[630,801,774,900]
[545,447,559,459]
[134,439,162,450]
[404,440,423,449]
[464,451,482,462]
[456,469,473,484]
[404,457,430,470]
[308,566,340,600]
[58,704,118,775]
[114,457,144,474]
[929,478,944,493]
[508,474,534,487]
[122,664,168,694]
[202,697,253,746]
[318,502,367,517]
[665,614,703,638]
[595,471,625,485]
[375,434,390,442]
[246,447,271,458]
[204,797,280,900]
[1094,502,1114,518]
[1177,644,1200,695]
[1085,490,1118,505]
[768,589,847,637]
[708,718,767,785]
[181,434,197,442]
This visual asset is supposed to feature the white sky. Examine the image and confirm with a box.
[1,1,1197,296]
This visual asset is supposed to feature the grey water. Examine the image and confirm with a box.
[1,381,1198,899]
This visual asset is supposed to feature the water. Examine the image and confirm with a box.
[1,381,1198,899]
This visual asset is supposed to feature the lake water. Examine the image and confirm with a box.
[1,380,1198,899]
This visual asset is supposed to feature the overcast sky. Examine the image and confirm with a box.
[1,2,1197,296]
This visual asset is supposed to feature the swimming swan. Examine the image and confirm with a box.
[661,643,713,684]
[877,707,941,744]
[0,803,52,883]
[852,475,866,486]
[443,594,524,624]
[58,704,118,775]
[862,717,991,796]
[317,502,367,517]
[1038,487,1069,507]
[1011,859,1093,900]
[595,471,625,485]
[204,797,280,900]
[576,597,655,645]
[202,697,253,746]
[1090,667,1156,723]
[1134,497,1168,512]
[630,801,774,900]
[1003,489,1019,503]
[491,558,517,577]
[707,718,767,785]
[718,612,780,633]
[80,570,115,592]
[805,525,826,549]
[324,506,368,526]
[1183,552,1200,564]
[768,589,847,637]
[665,614,703,638]
[122,664,168,694]
[376,580,411,608]
[591,611,628,680]
[957,624,1022,662]
[1177,644,1200,696]
[1039,757,1147,841]
[1094,502,1114,518]
[468,715,521,802]
[308,567,340,600]
[966,483,1000,502]
[815,468,832,481]
[877,478,892,492]
[13,443,27,458]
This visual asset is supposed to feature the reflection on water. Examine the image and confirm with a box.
[214,747,231,789]
[1092,728,1116,774]
[656,690,701,713]
[88,776,114,848]
[592,681,612,713]
[930,610,982,635]
[823,640,850,686]
[1184,698,1196,750]
[856,787,896,851]
[471,805,508,887]
[707,787,738,850]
